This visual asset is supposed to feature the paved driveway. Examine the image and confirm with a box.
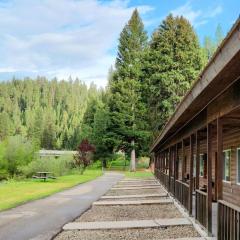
[0,172,123,240]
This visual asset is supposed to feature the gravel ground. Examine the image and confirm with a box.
[105,188,165,196]
[76,204,181,222]
[55,226,199,240]
[98,196,167,201]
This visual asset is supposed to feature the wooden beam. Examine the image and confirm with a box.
[175,144,178,180]
[160,153,162,172]
[207,123,213,235]
[168,148,171,190]
[196,131,200,189]
[174,144,177,194]
[217,118,223,200]
[189,134,194,215]
[182,140,185,181]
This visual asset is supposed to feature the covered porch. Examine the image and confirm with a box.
[152,18,240,239]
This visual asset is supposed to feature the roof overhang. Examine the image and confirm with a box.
[151,17,240,152]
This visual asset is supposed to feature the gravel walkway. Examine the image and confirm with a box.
[105,188,165,196]
[76,204,181,222]
[55,226,199,240]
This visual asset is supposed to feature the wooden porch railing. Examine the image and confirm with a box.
[195,189,207,228]
[175,180,189,210]
[169,176,175,195]
[154,168,159,179]
[218,200,240,240]
[154,169,168,190]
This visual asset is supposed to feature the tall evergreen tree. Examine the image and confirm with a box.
[215,24,224,46]
[108,9,149,171]
[203,24,224,60]
[145,14,204,137]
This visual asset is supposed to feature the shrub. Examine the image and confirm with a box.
[0,136,35,177]
[0,169,9,181]
[21,154,73,177]
[74,139,95,174]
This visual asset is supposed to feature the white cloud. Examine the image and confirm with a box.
[0,0,153,86]
[171,2,202,25]
[171,1,222,27]
[208,6,223,18]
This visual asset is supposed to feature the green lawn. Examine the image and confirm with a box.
[124,170,154,178]
[0,169,102,211]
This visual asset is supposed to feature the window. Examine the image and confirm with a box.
[223,150,231,182]
[200,153,207,178]
[237,149,240,184]
[193,154,196,177]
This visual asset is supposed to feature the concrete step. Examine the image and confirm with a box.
[119,179,157,183]
[164,238,206,240]
[63,218,191,230]
[111,186,162,190]
[100,193,168,199]
[115,184,160,188]
[93,199,172,206]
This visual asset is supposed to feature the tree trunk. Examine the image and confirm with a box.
[130,139,136,172]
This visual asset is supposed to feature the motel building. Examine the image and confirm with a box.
[151,18,240,239]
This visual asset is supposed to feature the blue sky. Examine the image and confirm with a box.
[0,0,239,86]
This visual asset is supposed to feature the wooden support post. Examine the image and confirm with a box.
[217,118,223,200]
[196,131,200,190]
[174,144,177,194]
[189,134,194,215]
[207,124,213,235]
[169,147,171,190]
[182,140,185,181]
[175,144,178,180]
[159,153,161,177]
[159,153,161,172]
[163,151,165,173]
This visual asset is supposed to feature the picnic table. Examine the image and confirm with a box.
[32,172,56,181]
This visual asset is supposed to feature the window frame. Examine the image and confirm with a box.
[199,153,204,177]
[237,148,240,184]
[193,154,196,177]
[223,149,231,183]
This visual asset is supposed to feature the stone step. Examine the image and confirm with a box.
[115,184,160,188]
[100,193,168,199]
[164,238,206,240]
[119,179,157,183]
[63,218,191,230]
[111,186,162,190]
[93,199,172,206]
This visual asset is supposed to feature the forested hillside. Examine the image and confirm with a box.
[0,77,102,150]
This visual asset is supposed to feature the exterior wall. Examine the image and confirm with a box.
[177,128,240,207]
[222,128,240,206]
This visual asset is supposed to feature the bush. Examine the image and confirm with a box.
[0,169,9,181]
[0,136,35,177]
[21,154,73,177]
[137,157,150,169]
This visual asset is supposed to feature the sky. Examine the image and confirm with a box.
[0,0,239,87]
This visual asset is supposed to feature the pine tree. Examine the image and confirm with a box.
[215,24,224,46]
[108,9,149,171]
[146,14,204,136]
[203,36,215,60]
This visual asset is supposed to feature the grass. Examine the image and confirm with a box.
[0,169,102,211]
[124,170,154,178]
